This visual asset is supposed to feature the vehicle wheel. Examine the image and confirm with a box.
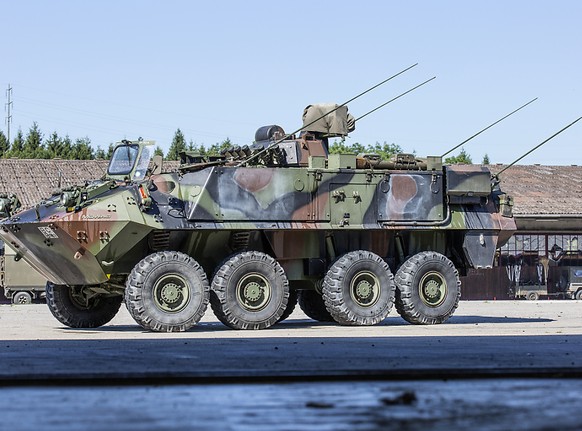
[277,289,298,323]
[211,251,289,330]
[526,291,539,301]
[575,290,582,301]
[322,250,395,326]
[297,289,334,322]
[46,282,123,328]
[12,291,33,305]
[125,251,210,332]
[395,251,461,325]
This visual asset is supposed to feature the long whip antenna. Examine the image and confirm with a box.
[496,116,582,177]
[355,76,436,123]
[441,97,538,158]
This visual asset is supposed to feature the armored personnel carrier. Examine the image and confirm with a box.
[0,104,516,332]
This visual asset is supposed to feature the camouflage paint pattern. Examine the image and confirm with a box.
[0,137,516,289]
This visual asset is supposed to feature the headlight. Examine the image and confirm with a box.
[60,190,78,208]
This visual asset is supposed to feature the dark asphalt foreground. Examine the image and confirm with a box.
[1,301,582,430]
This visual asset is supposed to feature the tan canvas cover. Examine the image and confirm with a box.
[302,104,355,136]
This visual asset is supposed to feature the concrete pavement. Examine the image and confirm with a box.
[1,300,581,383]
[2,300,582,431]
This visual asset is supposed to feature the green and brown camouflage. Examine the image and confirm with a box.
[0,106,517,332]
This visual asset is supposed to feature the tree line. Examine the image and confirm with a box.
[0,122,486,164]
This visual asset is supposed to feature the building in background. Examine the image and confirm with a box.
[462,164,582,300]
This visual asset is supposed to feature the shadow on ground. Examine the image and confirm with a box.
[55,314,555,334]
[1,333,580,384]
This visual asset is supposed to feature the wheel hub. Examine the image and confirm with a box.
[160,283,181,303]
[424,280,440,299]
[419,271,447,307]
[236,273,271,311]
[355,280,373,300]
[350,271,380,307]
[243,282,262,302]
[154,275,189,313]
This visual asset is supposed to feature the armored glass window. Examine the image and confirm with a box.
[108,144,139,176]
[133,146,152,180]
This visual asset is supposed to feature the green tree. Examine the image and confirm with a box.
[70,137,94,160]
[445,147,472,164]
[60,136,73,159]
[329,140,364,154]
[106,143,115,159]
[482,153,490,164]
[371,141,403,159]
[167,129,187,160]
[195,144,207,156]
[328,140,402,159]
[7,129,24,158]
[22,122,44,158]
[95,146,107,159]
[154,145,164,157]
[207,138,233,156]
[0,130,9,158]
[45,132,66,158]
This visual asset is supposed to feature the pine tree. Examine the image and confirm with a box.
[45,132,64,158]
[197,144,207,156]
[71,137,94,160]
[445,147,473,164]
[167,129,187,160]
[482,153,490,164]
[7,129,24,158]
[154,146,164,157]
[22,122,44,158]
[61,136,73,159]
[0,131,9,158]
[106,143,115,159]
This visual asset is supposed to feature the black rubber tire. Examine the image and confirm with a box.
[125,251,210,332]
[277,289,298,323]
[46,282,123,328]
[12,291,33,305]
[297,289,334,322]
[395,251,461,325]
[526,291,539,301]
[211,251,289,330]
[322,250,395,326]
[575,290,582,301]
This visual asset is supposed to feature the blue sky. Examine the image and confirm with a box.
[2,0,581,164]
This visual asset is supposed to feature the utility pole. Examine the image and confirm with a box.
[5,84,12,144]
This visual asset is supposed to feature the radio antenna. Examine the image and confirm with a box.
[354,76,436,123]
[496,116,582,177]
[441,97,538,158]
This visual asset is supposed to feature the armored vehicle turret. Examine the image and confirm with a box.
[0,106,517,332]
